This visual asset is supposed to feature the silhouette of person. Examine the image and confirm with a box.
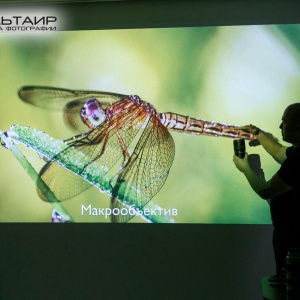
[233,103,300,281]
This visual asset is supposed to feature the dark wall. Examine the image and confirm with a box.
[3,0,300,30]
[0,224,274,300]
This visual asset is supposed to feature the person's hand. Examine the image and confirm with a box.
[236,124,260,135]
[233,152,251,173]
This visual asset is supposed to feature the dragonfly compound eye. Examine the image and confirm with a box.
[81,98,106,128]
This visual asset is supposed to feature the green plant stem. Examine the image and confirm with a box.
[0,131,74,222]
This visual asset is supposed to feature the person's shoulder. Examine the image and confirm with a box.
[286,146,300,158]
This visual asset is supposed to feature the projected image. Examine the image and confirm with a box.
[0,25,300,223]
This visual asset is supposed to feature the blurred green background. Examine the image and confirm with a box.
[1,24,300,223]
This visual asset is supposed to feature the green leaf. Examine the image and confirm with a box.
[1,125,174,223]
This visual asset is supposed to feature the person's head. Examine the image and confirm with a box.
[279,103,300,146]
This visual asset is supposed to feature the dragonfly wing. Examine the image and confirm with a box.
[110,114,175,223]
[63,100,90,132]
[48,98,151,205]
[35,98,173,222]
[18,86,127,130]
[37,161,92,201]
[63,98,149,177]
[18,86,127,110]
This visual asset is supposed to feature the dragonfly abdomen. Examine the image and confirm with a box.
[158,112,255,140]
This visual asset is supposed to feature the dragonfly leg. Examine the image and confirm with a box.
[108,131,131,190]
[116,131,131,161]
[78,132,110,174]
[51,133,89,162]
[48,130,107,173]
[63,129,94,143]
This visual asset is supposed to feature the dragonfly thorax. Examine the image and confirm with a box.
[81,98,106,129]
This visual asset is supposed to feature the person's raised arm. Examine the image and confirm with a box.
[239,125,287,163]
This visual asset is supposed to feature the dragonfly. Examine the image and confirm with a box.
[18,86,255,222]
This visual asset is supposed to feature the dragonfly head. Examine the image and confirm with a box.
[81,98,106,129]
